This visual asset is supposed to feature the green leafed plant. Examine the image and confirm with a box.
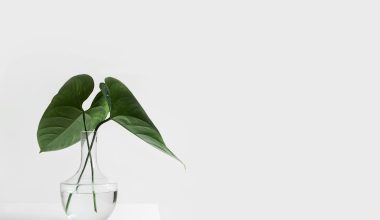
[37,74,184,212]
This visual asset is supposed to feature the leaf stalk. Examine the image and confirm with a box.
[65,113,105,213]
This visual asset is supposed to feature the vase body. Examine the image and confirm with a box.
[60,131,118,220]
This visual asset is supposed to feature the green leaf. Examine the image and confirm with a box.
[100,83,112,111]
[86,91,110,129]
[105,77,184,166]
[37,74,95,152]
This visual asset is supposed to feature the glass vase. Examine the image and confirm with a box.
[60,131,118,220]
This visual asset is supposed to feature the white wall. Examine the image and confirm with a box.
[1,0,380,219]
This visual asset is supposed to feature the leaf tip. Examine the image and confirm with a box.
[182,162,187,171]
[174,157,186,170]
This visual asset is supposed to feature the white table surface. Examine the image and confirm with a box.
[0,203,161,220]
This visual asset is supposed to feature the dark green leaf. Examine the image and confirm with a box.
[100,83,112,111]
[105,77,184,166]
[37,74,94,152]
[86,91,110,129]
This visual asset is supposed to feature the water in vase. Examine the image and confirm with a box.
[61,191,117,220]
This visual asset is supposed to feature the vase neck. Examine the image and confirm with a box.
[76,131,105,183]
[80,131,98,168]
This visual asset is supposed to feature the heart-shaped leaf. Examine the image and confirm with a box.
[37,74,106,152]
[104,77,184,166]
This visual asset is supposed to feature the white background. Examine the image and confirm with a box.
[0,0,379,219]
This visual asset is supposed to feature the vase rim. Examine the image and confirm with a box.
[60,182,117,186]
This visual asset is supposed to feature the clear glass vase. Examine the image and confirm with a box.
[60,131,118,220]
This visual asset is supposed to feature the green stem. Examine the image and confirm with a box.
[65,114,105,213]
[65,193,72,213]
[72,118,110,190]
[83,113,95,184]
[82,113,97,212]
[93,191,98,212]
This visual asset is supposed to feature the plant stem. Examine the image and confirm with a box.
[65,193,72,213]
[65,113,100,213]
[82,113,97,212]
[93,191,98,212]
[72,118,110,189]
[83,114,96,184]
